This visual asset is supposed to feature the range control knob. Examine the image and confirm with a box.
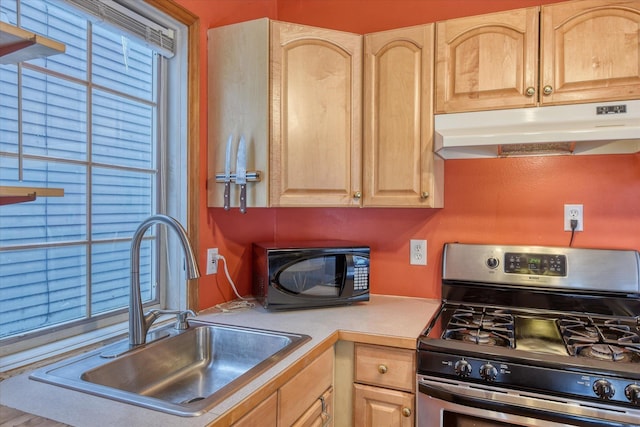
[454,359,472,377]
[625,384,640,405]
[480,363,498,381]
[486,257,499,269]
[593,379,615,400]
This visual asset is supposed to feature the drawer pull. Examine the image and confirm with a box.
[319,395,332,427]
[378,364,388,374]
[402,407,412,417]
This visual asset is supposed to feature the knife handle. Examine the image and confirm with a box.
[239,184,247,214]
[223,182,230,211]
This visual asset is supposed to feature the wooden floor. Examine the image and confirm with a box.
[0,405,70,427]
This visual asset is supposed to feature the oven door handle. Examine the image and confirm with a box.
[419,382,628,427]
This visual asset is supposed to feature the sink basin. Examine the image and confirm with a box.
[30,321,310,416]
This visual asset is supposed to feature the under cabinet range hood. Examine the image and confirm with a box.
[434,100,640,159]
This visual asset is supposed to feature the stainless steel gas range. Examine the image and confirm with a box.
[417,243,640,427]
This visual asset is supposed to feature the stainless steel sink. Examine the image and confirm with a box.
[30,320,310,416]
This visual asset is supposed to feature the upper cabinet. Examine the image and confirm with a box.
[271,21,363,207]
[363,25,443,208]
[207,19,363,209]
[540,0,640,105]
[436,0,640,113]
[435,8,539,113]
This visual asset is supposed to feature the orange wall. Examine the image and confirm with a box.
[176,0,640,310]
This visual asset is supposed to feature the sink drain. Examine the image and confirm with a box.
[183,396,205,404]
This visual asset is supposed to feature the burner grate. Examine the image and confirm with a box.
[443,306,515,348]
[558,316,640,363]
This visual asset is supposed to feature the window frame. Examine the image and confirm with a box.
[0,0,200,368]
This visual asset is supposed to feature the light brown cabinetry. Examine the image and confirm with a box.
[232,392,277,427]
[207,18,362,209]
[540,0,640,105]
[436,0,640,113]
[229,348,334,427]
[280,347,334,426]
[435,7,539,113]
[363,25,443,208]
[353,343,415,427]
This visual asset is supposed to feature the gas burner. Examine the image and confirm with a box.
[443,306,515,348]
[560,316,640,362]
[578,344,639,363]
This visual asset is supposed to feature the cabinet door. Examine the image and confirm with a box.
[540,0,640,105]
[363,24,442,208]
[353,383,414,427]
[435,7,539,113]
[207,19,270,208]
[291,386,333,427]
[279,348,334,426]
[270,21,363,207]
[232,392,277,427]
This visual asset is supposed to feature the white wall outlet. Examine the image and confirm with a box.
[206,248,219,275]
[410,239,427,266]
[564,204,584,231]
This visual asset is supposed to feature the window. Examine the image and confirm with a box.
[0,0,188,357]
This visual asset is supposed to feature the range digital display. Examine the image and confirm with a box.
[504,252,567,277]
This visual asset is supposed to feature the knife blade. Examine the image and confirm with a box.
[236,136,247,214]
[223,134,233,211]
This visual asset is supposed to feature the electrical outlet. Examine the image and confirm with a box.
[410,239,427,266]
[564,204,584,231]
[206,248,219,275]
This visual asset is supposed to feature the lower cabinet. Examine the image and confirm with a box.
[232,392,277,427]
[353,343,415,427]
[230,347,334,427]
[353,383,414,427]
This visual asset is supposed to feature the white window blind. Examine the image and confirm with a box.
[0,0,180,354]
[59,0,176,57]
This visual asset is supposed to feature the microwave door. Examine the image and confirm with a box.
[275,256,342,297]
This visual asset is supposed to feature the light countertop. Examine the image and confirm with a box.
[0,294,440,427]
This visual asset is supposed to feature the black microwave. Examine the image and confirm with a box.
[252,241,370,310]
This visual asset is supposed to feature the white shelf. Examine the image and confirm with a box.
[0,21,65,64]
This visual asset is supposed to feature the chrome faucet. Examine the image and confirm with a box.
[129,214,200,347]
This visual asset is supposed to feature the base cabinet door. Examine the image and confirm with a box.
[232,392,277,427]
[354,383,414,427]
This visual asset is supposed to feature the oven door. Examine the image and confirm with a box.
[417,376,640,427]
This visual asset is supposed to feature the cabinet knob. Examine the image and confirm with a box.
[543,85,553,95]
[402,407,412,417]
[525,87,535,97]
[353,191,362,199]
[378,364,388,374]
[420,192,429,200]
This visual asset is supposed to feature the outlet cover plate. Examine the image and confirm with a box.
[410,239,427,266]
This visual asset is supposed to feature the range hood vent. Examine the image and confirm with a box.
[434,100,640,159]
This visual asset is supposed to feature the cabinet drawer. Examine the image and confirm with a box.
[279,348,334,426]
[354,344,415,392]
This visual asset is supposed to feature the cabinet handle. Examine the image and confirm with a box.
[402,407,412,417]
[378,364,388,374]
[319,395,332,427]
[543,85,553,95]
[525,87,535,97]
[420,192,429,200]
[353,191,362,199]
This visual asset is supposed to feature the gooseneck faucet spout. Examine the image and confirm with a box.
[129,215,200,347]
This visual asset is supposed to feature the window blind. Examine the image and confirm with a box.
[59,0,176,57]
